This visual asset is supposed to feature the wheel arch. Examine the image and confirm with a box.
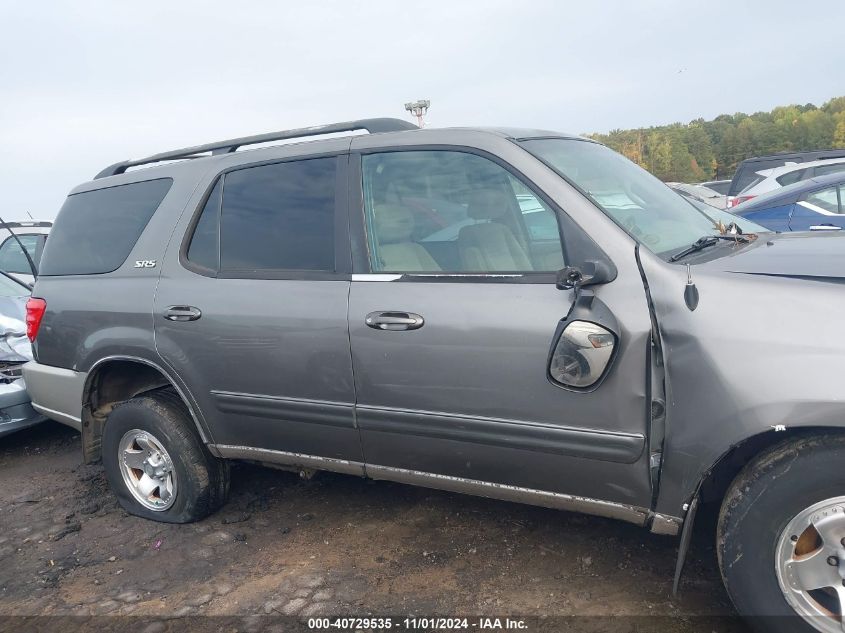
[81,355,212,463]
[671,425,845,595]
[697,426,845,507]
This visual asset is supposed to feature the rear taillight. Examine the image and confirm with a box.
[25,297,46,342]
[730,195,755,207]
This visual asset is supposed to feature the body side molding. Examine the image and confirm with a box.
[209,444,679,531]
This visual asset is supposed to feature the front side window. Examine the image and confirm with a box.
[0,234,41,275]
[804,186,841,213]
[521,139,737,260]
[361,151,565,273]
[219,157,336,272]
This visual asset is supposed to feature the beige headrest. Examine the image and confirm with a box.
[373,204,414,244]
[467,190,508,220]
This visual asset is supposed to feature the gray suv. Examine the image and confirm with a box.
[23,118,845,632]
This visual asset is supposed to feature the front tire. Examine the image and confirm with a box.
[718,434,845,633]
[102,389,229,523]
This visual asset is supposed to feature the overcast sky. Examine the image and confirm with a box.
[2,0,843,220]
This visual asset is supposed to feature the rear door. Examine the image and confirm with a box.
[154,152,363,463]
[346,142,656,508]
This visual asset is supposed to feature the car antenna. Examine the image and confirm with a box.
[684,264,699,311]
[26,211,33,220]
[0,216,38,282]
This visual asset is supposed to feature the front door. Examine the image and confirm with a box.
[791,184,845,231]
[154,154,362,462]
[347,148,654,507]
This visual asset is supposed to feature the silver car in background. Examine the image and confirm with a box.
[0,271,44,437]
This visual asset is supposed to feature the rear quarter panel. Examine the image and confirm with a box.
[32,169,203,372]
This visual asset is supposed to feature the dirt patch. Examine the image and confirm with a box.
[0,422,744,631]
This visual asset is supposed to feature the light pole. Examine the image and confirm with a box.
[404,100,431,128]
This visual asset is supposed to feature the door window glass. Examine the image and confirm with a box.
[776,170,805,186]
[813,163,845,177]
[361,151,565,273]
[186,179,221,271]
[805,186,841,213]
[220,158,336,272]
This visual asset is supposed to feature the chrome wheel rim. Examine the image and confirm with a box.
[118,429,176,511]
[776,497,845,632]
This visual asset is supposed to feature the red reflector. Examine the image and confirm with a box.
[25,297,46,342]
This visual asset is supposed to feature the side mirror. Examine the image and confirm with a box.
[556,260,613,291]
[549,321,616,389]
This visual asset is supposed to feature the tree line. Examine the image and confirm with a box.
[590,96,845,183]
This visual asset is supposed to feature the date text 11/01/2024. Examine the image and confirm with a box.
[307,617,529,630]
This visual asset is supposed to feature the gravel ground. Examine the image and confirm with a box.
[0,422,748,632]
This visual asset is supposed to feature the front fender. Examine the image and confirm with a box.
[637,248,845,517]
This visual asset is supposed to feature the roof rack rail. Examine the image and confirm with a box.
[95,117,418,179]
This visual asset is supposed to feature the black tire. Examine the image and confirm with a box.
[718,433,845,633]
[102,389,229,523]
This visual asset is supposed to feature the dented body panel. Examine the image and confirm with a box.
[639,232,845,517]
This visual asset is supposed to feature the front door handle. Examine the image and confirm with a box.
[809,224,842,231]
[365,311,424,331]
[164,305,202,322]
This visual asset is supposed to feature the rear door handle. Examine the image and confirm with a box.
[365,311,424,331]
[164,305,202,322]
[809,224,842,231]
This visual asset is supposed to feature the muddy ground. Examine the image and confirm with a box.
[0,422,747,632]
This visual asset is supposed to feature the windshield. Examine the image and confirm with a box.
[521,138,739,260]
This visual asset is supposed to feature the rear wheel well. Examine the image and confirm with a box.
[699,426,845,506]
[82,360,188,463]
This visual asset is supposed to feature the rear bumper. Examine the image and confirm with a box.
[21,361,86,431]
[0,379,46,438]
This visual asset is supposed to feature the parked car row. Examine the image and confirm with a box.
[731,157,845,206]
[727,148,845,198]
[732,171,845,232]
[669,148,845,234]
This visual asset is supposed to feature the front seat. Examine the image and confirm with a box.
[372,204,441,272]
[458,191,533,272]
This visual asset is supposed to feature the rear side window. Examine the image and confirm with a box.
[40,179,172,276]
[219,157,336,272]
[813,163,845,177]
[776,170,806,186]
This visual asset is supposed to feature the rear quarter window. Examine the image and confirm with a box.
[39,179,172,276]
